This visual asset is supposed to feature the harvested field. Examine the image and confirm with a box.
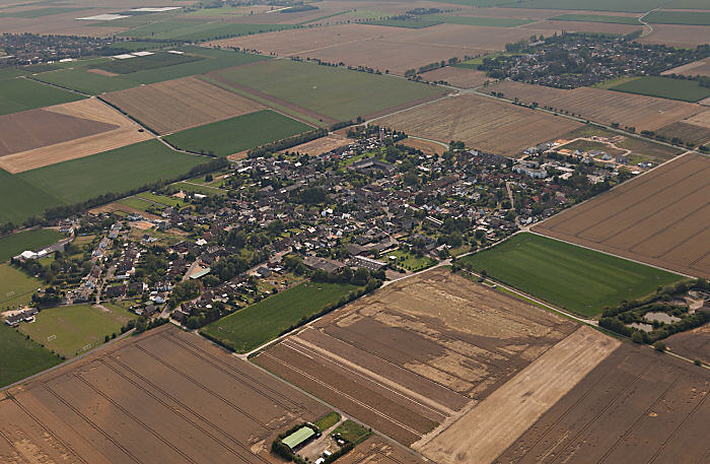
[666,323,710,365]
[420,66,489,88]
[682,108,710,128]
[0,98,152,173]
[255,268,578,446]
[336,436,427,464]
[103,76,264,134]
[487,80,704,132]
[402,138,447,156]
[656,121,710,146]
[281,132,351,156]
[377,94,581,157]
[0,325,329,463]
[639,24,710,48]
[663,57,710,77]
[495,344,710,464]
[533,153,710,279]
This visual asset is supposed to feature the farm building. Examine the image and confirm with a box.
[282,426,317,451]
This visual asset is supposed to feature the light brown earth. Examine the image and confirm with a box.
[0,98,152,173]
[662,57,710,78]
[102,76,265,134]
[655,121,710,146]
[377,93,581,156]
[639,24,710,48]
[402,137,446,155]
[255,267,577,446]
[495,344,710,464]
[335,435,428,464]
[420,66,490,88]
[281,132,351,156]
[665,322,710,365]
[0,324,328,464]
[533,152,710,279]
[487,80,704,132]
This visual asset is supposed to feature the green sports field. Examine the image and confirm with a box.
[608,76,710,103]
[0,323,61,388]
[0,77,84,116]
[0,264,42,308]
[200,281,359,353]
[19,304,135,358]
[549,14,642,24]
[164,110,313,157]
[0,229,63,263]
[458,233,683,317]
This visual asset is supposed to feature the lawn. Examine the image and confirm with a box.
[19,304,135,358]
[0,77,84,115]
[200,281,359,353]
[0,264,42,308]
[170,181,228,196]
[387,248,438,272]
[18,140,208,205]
[0,324,61,388]
[0,228,63,263]
[211,60,445,121]
[644,10,710,25]
[120,20,296,42]
[164,110,313,156]
[332,420,372,445]
[136,192,184,207]
[549,14,642,25]
[0,169,62,224]
[458,233,683,317]
[608,76,710,102]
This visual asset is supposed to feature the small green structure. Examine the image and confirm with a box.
[282,426,316,451]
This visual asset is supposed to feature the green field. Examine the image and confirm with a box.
[455,52,517,70]
[0,77,84,115]
[201,281,359,353]
[170,181,228,196]
[94,52,203,74]
[34,66,136,94]
[608,76,710,102]
[501,0,669,13]
[0,7,84,18]
[332,421,372,445]
[0,323,61,388]
[387,249,438,272]
[431,15,533,27]
[120,20,296,42]
[367,18,442,28]
[315,412,340,432]
[165,110,313,156]
[458,233,683,317]
[19,304,135,357]
[18,140,207,205]
[644,10,710,25]
[212,60,444,121]
[0,229,63,263]
[0,264,42,308]
[549,13,642,24]
[0,169,62,224]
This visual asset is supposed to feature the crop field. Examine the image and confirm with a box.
[488,80,704,132]
[655,121,710,146]
[0,169,61,224]
[0,77,84,116]
[201,281,359,353]
[209,59,446,122]
[459,233,683,317]
[120,20,296,42]
[502,0,669,12]
[665,323,710,365]
[639,24,710,48]
[549,13,642,24]
[0,264,42,308]
[0,323,60,389]
[0,325,330,463]
[0,98,152,173]
[165,110,313,157]
[94,52,204,74]
[365,18,442,28]
[533,153,710,279]
[254,268,582,446]
[17,140,207,205]
[645,10,710,26]
[19,304,134,358]
[608,76,710,103]
[33,66,137,95]
[496,345,710,464]
[378,94,581,157]
[663,57,710,78]
[420,66,489,88]
[521,19,643,35]
[281,132,351,157]
[103,77,264,134]
[0,7,84,18]
[0,228,63,263]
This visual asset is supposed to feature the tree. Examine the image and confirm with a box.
[653,341,666,352]
[352,268,369,286]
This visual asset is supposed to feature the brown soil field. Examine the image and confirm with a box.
[254,267,577,446]
[682,108,710,129]
[0,98,152,173]
[495,344,710,464]
[336,436,428,464]
[0,325,329,464]
[487,80,704,132]
[665,322,710,366]
[640,24,710,48]
[420,66,489,88]
[662,57,710,78]
[402,137,447,155]
[417,326,619,464]
[533,153,710,279]
[656,121,710,146]
[377,94,581,156]
[103,77,265,134]
[281,132,351,156]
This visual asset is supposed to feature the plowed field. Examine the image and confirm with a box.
[420,66,489,88]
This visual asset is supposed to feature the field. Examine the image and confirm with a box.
[645,10,710,26]
[103,76,264,134]
[94,52,204,74]
[0,98,153,173]
[502,0,669,12]
[0,77,84,116]
[549,13,641,24]
[0,228,63,263]
[201,281,359,353]
[639,24,710,48]
[0,169,61,224]
[0,264,42,308]
[120,20,296,42]
[280,132,351,157]
[377,94,581,157]
[533,153,710,279]
[208,59,446,122]
[420,66,489,88]
[165,110,313,157]
[663,57,710,78]
[19,304,134,358]
[0,7,84,18]
[0,325,331,463]
[488,80,704,132]
[608,76,710,103]
[665,323,710,365]
[17,140,208,205]
[33,66,137,94]
[495,344,710,464]
[561,125,682,162]
[655,121,710,146]
[0,323,60,388]
[254,268,581,446]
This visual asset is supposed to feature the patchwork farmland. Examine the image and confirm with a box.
[533,153,710,279]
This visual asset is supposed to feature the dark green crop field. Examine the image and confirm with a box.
[549,14,642,24]
[609,76,710,102]
[164,110,313,156]
[0,229,63,263]
[94,52,203,74]
[458,233,683,317]
[0,169,62,224]
[0,323,61,388]
[120,20,296,42]
[0,78,84,116]
[644,10,710,26]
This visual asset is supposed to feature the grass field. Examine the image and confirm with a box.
[455,52,516,70]
[366,18,442,28]
[387,249,438,272]
[169,181,228,196]
[0,264,42,308]
[608,76,710,102]
[19,304,134,358]
[164,110,313,156]
[0,169,62,224]
[315,412,340,432]
[0,323,61,388]
[120,20,296,42]
[0,7,83,18]
[0,78,84,116]
[200,281,359,353]
[33,67,136,95]
[18,140,207,204]
[501,0,669,13]
[644,10,710,25]
[94,52,203,74]
[0,229,63,263]
[431,15,533,27]
[332,420,372,445]
[549,14,642,24]
[458,233,683,317]
[212,60,444,121]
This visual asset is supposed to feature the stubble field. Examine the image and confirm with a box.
[663,57,710,78]
[420,66,489,88]
[533,153,710,279]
